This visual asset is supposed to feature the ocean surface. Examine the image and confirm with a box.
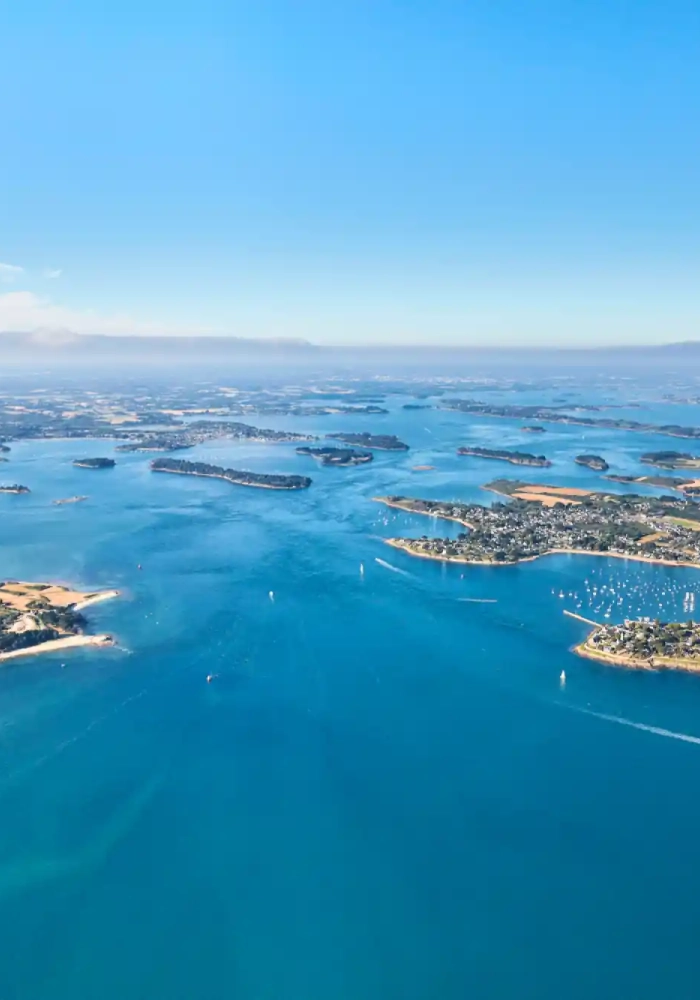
[3,382,700,998]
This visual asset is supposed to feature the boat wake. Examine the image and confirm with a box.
[575,707,700,746]
[374,557,411,577]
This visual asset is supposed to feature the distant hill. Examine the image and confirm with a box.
[0,329,317,362]
[3,329,700,368]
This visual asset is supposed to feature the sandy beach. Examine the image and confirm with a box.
[73,590,120,610]
[0,633,114,663]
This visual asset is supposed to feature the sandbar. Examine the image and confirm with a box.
[0,633,114,663]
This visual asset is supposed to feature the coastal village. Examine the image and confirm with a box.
[579,619,700,671]
[377,486,700,567]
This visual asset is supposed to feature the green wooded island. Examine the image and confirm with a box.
[296,446,373,466]
[151,458,312,490]
[457,446,551,467]
[73,457,116,469]
[575,454,610,471]
[327,432,409,451]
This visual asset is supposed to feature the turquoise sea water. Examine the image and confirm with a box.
[3,389,700,998]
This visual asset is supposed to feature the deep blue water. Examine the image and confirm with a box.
[3,393,700,997]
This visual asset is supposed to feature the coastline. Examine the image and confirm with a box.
[384,538,700,569]
[573,640,700,674]
[0,633,114,663]
[383,538,529,566]
[73,589,120,610]
[442,408,700,441]
[373,496,476,529]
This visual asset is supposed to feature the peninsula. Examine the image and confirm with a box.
[0,484,30,494]
[296,446,373,466]
[151,458,312,490]
[605,474,700,496]
[116,421,315,453]
[576,619,700,672]
[0,581,118,662]
[457,446,551,468]
[73,457,116,469]
[575,454,609,471]
[641,451,700,470]
[328,433,409,451]
[374,487,700,567]
[441,399,700,441]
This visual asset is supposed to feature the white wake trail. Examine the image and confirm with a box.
[577,707,700,746]
[374,557,411,577]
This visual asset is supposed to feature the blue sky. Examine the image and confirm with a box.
[1,0,699,345]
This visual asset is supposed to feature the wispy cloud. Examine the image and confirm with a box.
[42,268,62,279]
[0,291,214,336]
[0,262,24,283]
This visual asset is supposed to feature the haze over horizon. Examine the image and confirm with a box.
[2,0,699,346]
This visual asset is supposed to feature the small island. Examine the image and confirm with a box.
[53,496,89,505]
[0,581,118,662]
[575,454,609,472]
[73,457,116,469]
[457,447,551,468]
[296,446,373,467]
[576,619,700,672]
[521,426,545,433]
[402,404,432,410]
[0,484,30,494]
[297,404,388,415]
[116,439,192,453]
[327,433,409,451]
[151,458,312,490]
[0,444,10,453]
[641,451,700,470]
